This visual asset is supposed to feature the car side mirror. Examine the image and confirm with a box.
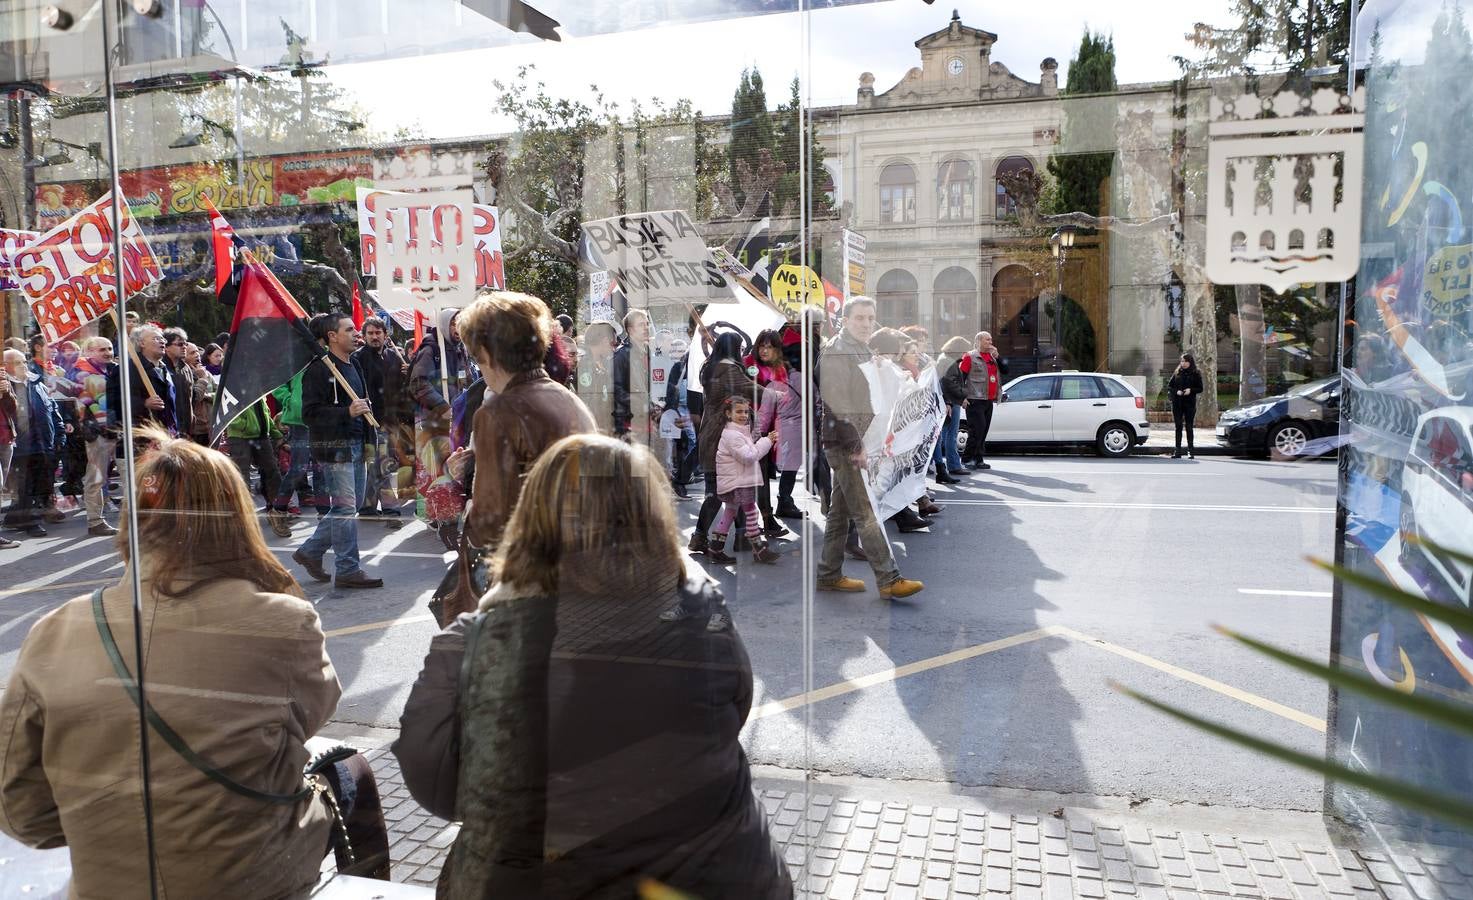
[999,392,1009,403]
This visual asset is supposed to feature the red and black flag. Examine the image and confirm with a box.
[201,197,246,305]
[209,249,323,444]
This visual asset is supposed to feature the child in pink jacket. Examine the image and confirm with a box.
[708,396,781,565]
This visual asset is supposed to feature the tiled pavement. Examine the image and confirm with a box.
[366,749,1473,898]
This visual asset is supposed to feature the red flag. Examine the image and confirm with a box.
[209,249,320,443]
[413,310,425,352]
[351,283,365,330]
[201,197,237,297]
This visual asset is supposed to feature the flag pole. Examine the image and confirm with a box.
[317,351,382,431]
[111,310,159,402]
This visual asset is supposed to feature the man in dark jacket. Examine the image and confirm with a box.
[293,312,383,590]
[611,308,658,441]
[816,297,923,601]
[2,349,63,538]
[109,325,176,435]
[162,327,195,438]
[350,318,405,527]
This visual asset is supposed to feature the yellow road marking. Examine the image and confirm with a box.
[750,627,1067,720]
[1052,626,1327,733]
[324,613,437,638]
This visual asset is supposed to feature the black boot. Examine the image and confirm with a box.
[752,536,781,564]
[688,531,709,555]
[707,534,737,564]
[936,469,961,485]
[762,514,791,540]
[845,530,868,561]
[775,500,806,520]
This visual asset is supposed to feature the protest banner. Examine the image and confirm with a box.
[686,281,785,396]
[859,362,946,521]
[356,187,505,310]
[581,210,735,309]
[768,262,824,319]
[588,270,615,323]
[12,193,164,342]
[842,227,867,300]
[0,229,39,290]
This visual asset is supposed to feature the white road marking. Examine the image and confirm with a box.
[942,499,1334,514]
[1237,588,1332,598]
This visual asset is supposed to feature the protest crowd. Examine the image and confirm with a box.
[0,261,1006,894]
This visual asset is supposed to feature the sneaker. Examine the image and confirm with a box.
[705,611,731,632]
[292,550,331,583]
[87,522,119,537]
[817,576,866,593]
[24,524,47,538]
[0,536,18,548]
[879,578,924,600]
[1186,452,1196,459]
[334,570,384,589]
[287,505,302,518]
[658,604,692,623]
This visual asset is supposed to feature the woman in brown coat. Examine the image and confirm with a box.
[452,291,597,554]
[0,428,342,899]
[692,331,758,555]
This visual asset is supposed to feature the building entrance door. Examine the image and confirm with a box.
[992,265,1039,367]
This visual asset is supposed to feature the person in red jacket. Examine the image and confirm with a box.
[958,331,1003,470]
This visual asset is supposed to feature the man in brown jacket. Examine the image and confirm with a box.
[455,292,597,551]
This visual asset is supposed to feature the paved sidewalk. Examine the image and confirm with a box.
[366,749,1471,898]
[1141,427,1231,456]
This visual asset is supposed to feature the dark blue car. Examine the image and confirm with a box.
[1215,375,1341,460]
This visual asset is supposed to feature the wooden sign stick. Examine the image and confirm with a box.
[319,353,383,431]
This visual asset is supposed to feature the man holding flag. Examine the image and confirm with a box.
[293,312,384,590]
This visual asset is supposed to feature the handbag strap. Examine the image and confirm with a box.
[91,589,313,805]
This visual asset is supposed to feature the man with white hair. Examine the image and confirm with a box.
[1,348,63,539]
[73,337,120,536]
[959,330,1003,470]
[109,325,175,435]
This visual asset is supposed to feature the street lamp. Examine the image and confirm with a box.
[1047,225,1076,370]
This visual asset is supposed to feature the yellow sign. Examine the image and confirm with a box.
[1422,242,1473,316]
[769,263,823,318]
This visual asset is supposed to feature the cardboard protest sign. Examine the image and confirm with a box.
[588,270,616,323]
[12,193,163,342]
[859,362,946,521]
[356,187,505,312]
[0,229,39,290]
[842,228,867,299]
[768,262,824,318]
[581,210,735,309]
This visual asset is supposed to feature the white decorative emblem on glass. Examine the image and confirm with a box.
[1205,87,1365,294]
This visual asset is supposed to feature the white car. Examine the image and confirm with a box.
[976,372,1151,457]
[1399,407,1473,606]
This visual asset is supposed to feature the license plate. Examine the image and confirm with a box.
[1215,426,1227,438]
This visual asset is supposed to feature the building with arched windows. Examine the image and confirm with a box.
[812,10,1195,377]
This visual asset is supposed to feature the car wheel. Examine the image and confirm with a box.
[1096,422,1134,458]
[1268,422,1310,461]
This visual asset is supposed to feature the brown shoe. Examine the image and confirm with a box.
[752,537,781,564]
[817,576,866,593]
[87,522,119,537]
[334,570,384,589]
[292,550,331,583]
[268,510,292,538]
[43,508,66,524]
[879,578,924,600]
[706,534,736,564]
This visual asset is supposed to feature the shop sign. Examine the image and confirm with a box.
[12,193,163,341]
[842,228,866,299]
[1205,87,1365,294]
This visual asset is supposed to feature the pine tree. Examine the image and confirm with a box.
[728,69,774,210]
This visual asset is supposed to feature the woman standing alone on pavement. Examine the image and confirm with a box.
[1169,352,1204,459]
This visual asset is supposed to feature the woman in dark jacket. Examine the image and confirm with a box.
[393,434,790,899]
[1168,352,1205,459]
[692,331,758,556]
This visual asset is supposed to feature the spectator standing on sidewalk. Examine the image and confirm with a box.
[1,349,63,539]
[0,429,348,899]
[351,318,405,529]
[292,312,384,590]
[817,298,924,600]
[959,330,1003,471]
[1169,352,1204,459]
[394,434,792,899]
[73,337,120,536]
